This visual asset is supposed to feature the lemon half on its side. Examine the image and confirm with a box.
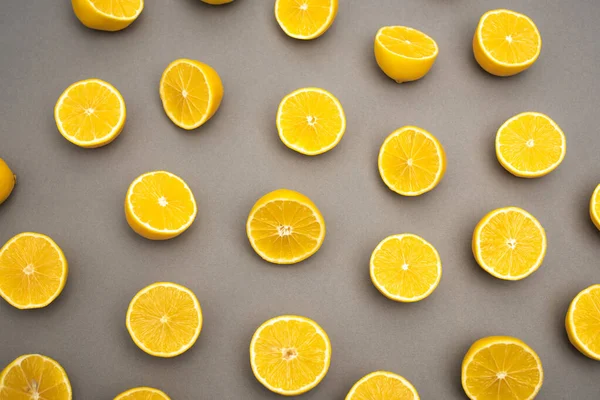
[72,0,144,31]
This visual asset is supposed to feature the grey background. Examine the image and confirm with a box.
[1,0,599,398]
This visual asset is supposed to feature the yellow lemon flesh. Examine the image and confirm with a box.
[590,184,600,230]
[125,171,197,240]
[473,9,541,77]
[473,207,546,280]
[378,126,446,196]
[55,79,126,148]
[277,88,346,155]
[159,59,223,130]
[566,284,600,360]
[115,387,171,400]
[275,0,338,40]
[246,189,326,264]
[126,282,202,358]
[0,158,16,205]
[72,0,143,31]
[370,234,441,303]
[201,0,233,3]
[462,336,543,400]
[374,26,438,83]
[345,371,420,400]
[250,315,331,396]
[0,232,68,309]
[0,354,72,399]
[496,112,566,178]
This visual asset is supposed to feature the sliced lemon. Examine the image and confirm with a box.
[462,336,543,400]
[374,26,439,83]
[566,284,600,360]
[473,9,542,76]
[472,207,546,280]
[72,0,143,31]
[115,387,171,400]
[274,0,338,40]
[159,59,223,130]
[0,354,72,399]
[126,282,202,358]
[378,126,446,196]
[0,158,16,205]
[125,171,197,240]
[370,234,441,302]
[496,112,566,178]
[54,79,126,148]
[590,184,600,230]
[0,232,68,309]
[345,371,420,400]
[246,189,326,264]
[250,315,331,396]
[201,0,233,3]
[276,88,346,155]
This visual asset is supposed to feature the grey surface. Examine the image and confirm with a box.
[1,0,600,398]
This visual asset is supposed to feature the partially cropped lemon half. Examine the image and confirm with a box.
[201,0,233,4]
[275,0,338,40]
[114,387,171,400]
[1,354,72,399]
[590,184,600,230]
[346,371,420,400]
[72,0,144,31]
[375,26,439,83]
[566,284,600,360]
[0,158,16,205]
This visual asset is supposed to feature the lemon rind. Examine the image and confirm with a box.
[249,315,331,396]
[276,87,346,156]
[126,282,203,358]
[370,233,442,303]
[495,112,566,178]
[345,370,420,400]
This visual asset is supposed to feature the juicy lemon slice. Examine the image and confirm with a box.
[274,0,338,40]
[590,184,600,230]
[472,207,546,280]
[0,354,72,399]
[71,0,144,31]
[115,387,171,400]
[246,189,326,264]
[496,112,566,178]
[276,88,346,155]
[345,371,420,400]
[0,158,16,205]
[566,284,600,360]
[159,59,223,130]
[125,171,197,240]
[126,282,203,358]
[374,26,439,83]
[473,9,542,76]
[370,234,441,302]
[378,126,446,196]
[55,79,126,148]
[462,336,543,400]
[250,315,331,396]
[0,232,68,309]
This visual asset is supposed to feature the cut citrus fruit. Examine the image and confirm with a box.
[473,9,542,76]
[374,26,439,83]
[72,0,144,31]
[496,112,566,178]
[114,387,171,400]
[370,234,441,302]
[473,207,546,280]
[159,59,223,130]
[126,282,202,358]
[462,336,543,400]
[246,189,326,264]
[55,79,126,148]
[0,232,68,309]
[274,0,338,40]
[566,284,600,360]
[125,171,197,240]
[0,158,16,205]
[201,0,233,3]
[590,184,600,230]
[276,87,346,155]
[250,315,331,396]
[345,371,420,400]
[0,354,72,399]
[378,126,446,196]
